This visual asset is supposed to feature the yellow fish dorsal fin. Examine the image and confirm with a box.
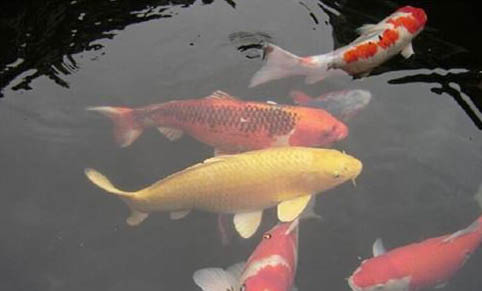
[277,194,312,222]
[202,153,237,164]
[161,156,232,183]
[206,90,238,100]
[233,211,263,238]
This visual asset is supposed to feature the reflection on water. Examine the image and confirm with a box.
[0,0,236,97]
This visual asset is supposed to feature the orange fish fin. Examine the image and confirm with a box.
[158,126,184,141]
[87,106,143,147]
[206,90,238,100]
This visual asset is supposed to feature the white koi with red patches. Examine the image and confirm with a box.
[250,6,427,87]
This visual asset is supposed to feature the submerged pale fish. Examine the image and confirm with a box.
[290,89,372,121]
[250,6,427,87]
[85,147,362,238]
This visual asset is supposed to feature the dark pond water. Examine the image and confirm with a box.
[0,0,481,290]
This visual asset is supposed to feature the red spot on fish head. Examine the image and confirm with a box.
[397,6,427,26]
[390,6,427,33]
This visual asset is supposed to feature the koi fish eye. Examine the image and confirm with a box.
[240,284,246,291]
[263,233,272,240]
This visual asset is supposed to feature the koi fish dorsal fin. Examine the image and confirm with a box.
[356,23,392,36]
[372,238,387,257]
[193,267,239,291]
[443,219,480,243]
[234,211,263,238]
[277,195,312,222]
[203,154,235,164]
[207,90,238,100]
[161,156,230,183]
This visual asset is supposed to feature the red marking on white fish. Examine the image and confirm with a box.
[249,6,427,86]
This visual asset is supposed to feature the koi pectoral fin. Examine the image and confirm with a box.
[233,211,263,238]
[126,210,149,226]
[277,194,312,222]
[401,42,414,59]
[158,127,184,141]
[193,268,238,291]
[170,209,191,220]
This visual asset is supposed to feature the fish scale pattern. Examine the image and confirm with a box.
[155,102,299,137]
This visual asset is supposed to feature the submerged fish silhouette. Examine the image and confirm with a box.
[290,89,372,121]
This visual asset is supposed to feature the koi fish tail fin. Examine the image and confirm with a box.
[289,90,313,105]
[84,168,149,226]
[302,53,342,84]
[87,106,143,147]
[249,43,305,87]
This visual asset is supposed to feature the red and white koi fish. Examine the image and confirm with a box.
[194,220,299,291]
[349,215,482,291]
[88,90,347,155]
[250,6,427,87]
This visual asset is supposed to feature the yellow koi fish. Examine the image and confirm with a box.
[85,147,362,238]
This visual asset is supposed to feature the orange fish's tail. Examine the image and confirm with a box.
[87,106,143,147]
[249,43,338,87]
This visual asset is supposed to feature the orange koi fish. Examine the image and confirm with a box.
[88,91,347,154]
[349,215,482,291]
[250,6,427,87]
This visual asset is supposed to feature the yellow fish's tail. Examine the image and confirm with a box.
[84,168,134,197]
[84,168,149,226]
